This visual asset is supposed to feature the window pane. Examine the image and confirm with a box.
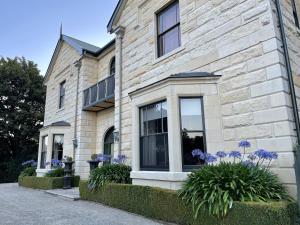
[160,26,180,56]
[146,103,162,135]
[182,132,205,166]
[162,101,168,133]
[180,98,203,131]
[59,81,66,108]
[158,2,179,34]
[110,57,116,76]
[141,134,169,168]
[40,136,48,169]
[52,135,64,161]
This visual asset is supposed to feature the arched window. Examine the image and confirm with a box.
[109,57,115,76]
[104,127,114,165]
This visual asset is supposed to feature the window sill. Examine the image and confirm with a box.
[131,171,190,181]
[152,46,185,66]
[56,107,65,113]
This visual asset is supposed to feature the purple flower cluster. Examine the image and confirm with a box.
[46,159,63,168]
[191,140,279,168]
[113,155,127,164]
[96,154,111,162]
[22,160,37,167]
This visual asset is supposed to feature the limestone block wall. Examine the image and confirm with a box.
[114,0,297,195]
[43,42,80,161]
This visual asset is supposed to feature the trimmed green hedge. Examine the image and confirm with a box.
[18,176,80,190]
[80,180,298,225]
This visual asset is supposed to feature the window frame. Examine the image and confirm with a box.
[292,0,300,28]
[139,100,169,171]
[40,135,48,169]
[58,80,66,109]
[156,1,181,58]
[179,97,207,171]
[109,57,116,77]
[52,134,64,161]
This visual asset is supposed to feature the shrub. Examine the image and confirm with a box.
[180,162,288,218]
[79,181,298,225]
[88,164,131,190]
[44,167,64,177]
[19,176,80,189]
[19,167,36,177]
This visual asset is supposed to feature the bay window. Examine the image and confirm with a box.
[52,134,64,161]
[140,101,169,170]
[180,97,206,169]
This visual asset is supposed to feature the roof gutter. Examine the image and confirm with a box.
[275,0,300,207]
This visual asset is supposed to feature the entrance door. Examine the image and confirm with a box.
[103,127,114,165]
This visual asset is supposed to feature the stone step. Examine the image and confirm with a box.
[44,188,80,201]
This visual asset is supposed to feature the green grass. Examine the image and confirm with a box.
[18,176,80,190]
[79,180,298,225]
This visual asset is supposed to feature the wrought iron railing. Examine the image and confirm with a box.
[83,75,115,108]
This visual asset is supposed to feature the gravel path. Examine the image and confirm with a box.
[0,183,165,225]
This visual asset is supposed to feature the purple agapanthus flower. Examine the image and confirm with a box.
[239,140,251,148]
[248,154,257,161]
[205,154,217,163]
[96,154,111,162]
[113,154,127,164]
[254,149,273,160]
[229,151,242,159]
[216,151,227,158]
[242,160,255,167]
[22,160,37,167]
[192,149,206,160]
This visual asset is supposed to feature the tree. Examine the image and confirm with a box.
[0,57,45,182]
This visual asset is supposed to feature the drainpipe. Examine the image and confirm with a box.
[115,26,125,155]
[73,59,82,160]
[274,0,300,208]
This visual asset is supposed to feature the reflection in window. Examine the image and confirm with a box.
[40,136,48,169]
[157,1,181,57]
[140,101,169,170]
[52,134,64,161]
[180,98,206,169]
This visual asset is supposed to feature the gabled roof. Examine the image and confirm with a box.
[44,34,103,84]
[107,0,128,33]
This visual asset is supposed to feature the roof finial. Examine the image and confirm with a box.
[60,23,63,38]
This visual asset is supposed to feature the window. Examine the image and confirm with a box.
[110,57,115,76]
[180,97,206,169]
[59,81,66,109]
[157,1,181,57]
[40,136,48,169]
[52,134,64,161]
[292,0,300,28]
[103,127,114,165]
[140,101,169,170]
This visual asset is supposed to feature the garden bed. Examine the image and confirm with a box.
[18,176,80,190]
[79,180,298,225]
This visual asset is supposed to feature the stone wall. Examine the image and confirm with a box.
[114,0,297,195]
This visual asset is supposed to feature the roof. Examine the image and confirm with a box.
[128,72,222,96]
[62,35,101,54]
[44,34,115,84]
[107,0,128,33]
[40,121,71,131]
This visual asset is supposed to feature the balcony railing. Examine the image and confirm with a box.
[83,75,115,111]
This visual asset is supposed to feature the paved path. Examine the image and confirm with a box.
[0,183,166,225]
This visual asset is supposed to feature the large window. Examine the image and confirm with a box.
[59,81,66,109]
[180,97,206,170]
[140,101,169,170]
[52,134,64,161]
[40,136,48,169]
[104,127,114,165]
[157,1,181,57]
[292,0,300,28]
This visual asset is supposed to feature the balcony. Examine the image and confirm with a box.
[83,75,115,112]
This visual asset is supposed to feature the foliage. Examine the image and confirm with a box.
[0,57,45,183]
[180,140,287,218]
[44,167,64,177]
[19,176,80,190]
[63,155,73,162]
[19,166,36,177]
[46,159,63,169]
[91,154,98,161]
[79,181,298,225]
[88,164,131,190]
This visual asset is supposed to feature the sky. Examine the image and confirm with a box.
[0,0,119,75]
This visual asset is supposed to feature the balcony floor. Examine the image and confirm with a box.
[83,95,115,112]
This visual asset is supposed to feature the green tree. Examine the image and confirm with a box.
[0,57,45,182]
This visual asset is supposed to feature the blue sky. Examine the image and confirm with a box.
[0,0,119,75]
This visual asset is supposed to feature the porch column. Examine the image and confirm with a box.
[113,26,125,157]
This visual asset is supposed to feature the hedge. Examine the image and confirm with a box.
[18,176,80,190]
[79,181,298,225]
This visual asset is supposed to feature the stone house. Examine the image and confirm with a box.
[36,0,300,197]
